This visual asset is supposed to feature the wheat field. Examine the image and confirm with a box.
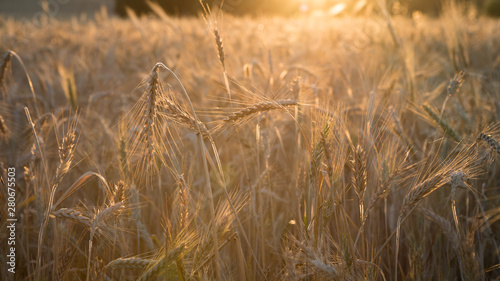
[1,2,500,280]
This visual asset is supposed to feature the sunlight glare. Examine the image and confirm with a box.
[328,3,347,16]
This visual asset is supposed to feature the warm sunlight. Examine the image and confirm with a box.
[1,0,500,280]
[297,0,371,16]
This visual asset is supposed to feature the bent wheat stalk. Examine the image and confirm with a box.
[395,173,444,280]
[152,63,222,280]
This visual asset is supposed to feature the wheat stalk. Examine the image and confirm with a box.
[224,99,298,122]
[422,103,461,142]
[450,170,467,232]
[87,202,125,281]
[55,241,81,281]
[390,106,417,158]
[26,107,53,281]
[395,173,444,280]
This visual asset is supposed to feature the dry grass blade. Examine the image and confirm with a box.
[52,172,111,210]
[224,99,298,122]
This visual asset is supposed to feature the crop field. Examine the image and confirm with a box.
[1,2,500,280]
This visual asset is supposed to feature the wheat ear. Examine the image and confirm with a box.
[401,174,444,213]
[0,114,10,138]
[51,208,90,225]
[138,244,184,281]
[55,237,82,281]
[163,96,209,137]
[478,132,500,155]
[224,99,298,122]
[447,70,466,96]
[420,208,458,246]
[395,173,444,280]
[87,202,125,281]
[0,51,12,90]
[55,132,76,184]
[213,26,232,100]
[214,27,225,72]
[351,145,367,220]
[144,65,160,164]
[106,257,153,270]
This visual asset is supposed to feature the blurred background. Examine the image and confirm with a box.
[0,0,499,19]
